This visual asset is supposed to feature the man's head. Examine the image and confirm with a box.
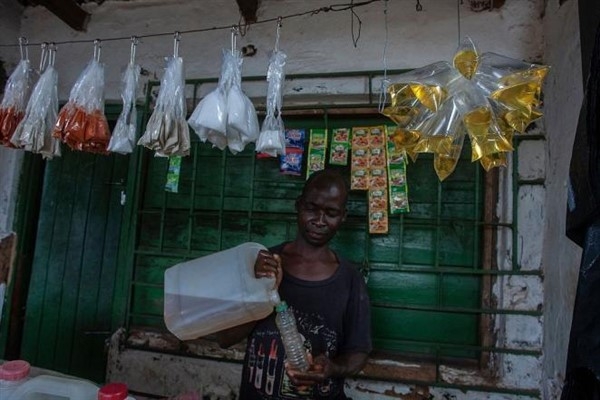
[295,169,349,247]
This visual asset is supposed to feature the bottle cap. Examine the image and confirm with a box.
[275,301,288,312]
[0,360,30,381]
[98,382,128,400]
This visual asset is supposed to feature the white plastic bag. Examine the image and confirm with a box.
[138,56,190,157]
[53,52,111,154]
[108,62,140,154]
[0,58,33,147]
[11,45,61,159]
[256,49,287,156]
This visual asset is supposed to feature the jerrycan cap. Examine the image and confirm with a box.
[98,382,128,400]
[0,359,30,381]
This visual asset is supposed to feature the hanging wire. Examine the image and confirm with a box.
[0,0,384,48]
[415,0,423,11]
[350,0,363,47]
[173,31,181,58]
[130,36,138,65]
[274,17,282,52]
[93,39,102,61]
[18,36,29,60]
[377,0,389,113]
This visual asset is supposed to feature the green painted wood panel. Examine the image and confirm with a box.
[20,148,128,382]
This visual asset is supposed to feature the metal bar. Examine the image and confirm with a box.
[367,263,542,276]
[512,149,520,270]
[187,141,199,252]
[371,302,543,316]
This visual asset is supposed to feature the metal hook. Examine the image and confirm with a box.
[48,43,57,67]
[18,36,29,61]
[93,39,102,61]
[237,15,249,37]
[130,36,138,65]
[173,31,180,58]
[231,26,238,53]
[39,43,48,72]
[274,17,282,52]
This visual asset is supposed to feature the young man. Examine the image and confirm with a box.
[218,168,372,399]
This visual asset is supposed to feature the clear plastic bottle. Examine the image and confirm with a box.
[0,359,30,399]
[275,301,309,371]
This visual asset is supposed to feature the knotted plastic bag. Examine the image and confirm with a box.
[256,50,287,157]
[53,59,111,154]
[188,48,259,154]
[11,62,61,159]
[138,56,190,157]
[108,63,140,154]
[0,59,33,147]
[188,50,233,151]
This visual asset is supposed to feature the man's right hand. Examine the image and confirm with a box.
[254,250,283,289]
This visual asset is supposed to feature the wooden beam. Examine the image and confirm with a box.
[36,0,91,32]
[235,0,259,24]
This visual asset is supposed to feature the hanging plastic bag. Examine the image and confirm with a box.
[53,40,111,154]
[138,34,190,157]
[256,47,287,157]
[225,49,260,154]
[0,38,33,147]
[188,29,259,154]
[11,43,61,159]
[189,49,237,151]
[108,39,141,155]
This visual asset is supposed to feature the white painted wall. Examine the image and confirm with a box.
[0,0,585,398]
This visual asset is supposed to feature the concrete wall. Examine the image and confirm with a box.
[540,0,584,398]
[0,0,584,398]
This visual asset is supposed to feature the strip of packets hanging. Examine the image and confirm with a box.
[351,126,389,234]
[385,126,410,214]
[306,128,328,178]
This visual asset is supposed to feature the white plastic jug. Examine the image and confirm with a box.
[8,374,98,399]
[164,242,280,340]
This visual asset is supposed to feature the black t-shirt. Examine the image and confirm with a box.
[239,243,372,399]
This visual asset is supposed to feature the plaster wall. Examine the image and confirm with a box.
[0,0,583,398]
[0,0,23,71]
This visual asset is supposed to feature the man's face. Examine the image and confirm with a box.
[296,182,347,246]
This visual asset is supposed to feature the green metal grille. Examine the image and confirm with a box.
[116,71,543,398]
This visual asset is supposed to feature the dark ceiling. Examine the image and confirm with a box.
[16,0,260,32]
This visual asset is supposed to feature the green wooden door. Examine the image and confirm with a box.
[19,147,128,382]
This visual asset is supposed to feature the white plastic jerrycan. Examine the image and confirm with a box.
[8,374,99,399]
[164,242,281,340]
